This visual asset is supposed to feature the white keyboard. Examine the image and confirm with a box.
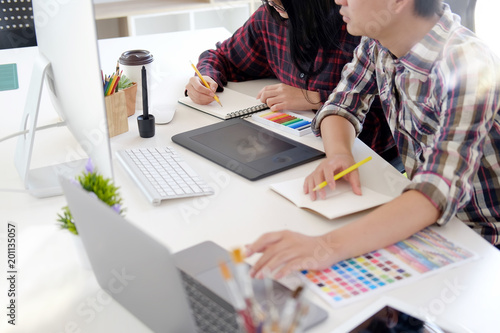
[116,146,214,205]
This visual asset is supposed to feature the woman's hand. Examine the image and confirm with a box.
[304,154,362,201]
[246,230,340,279]
[185,75,218,105]
[257,83,322,111]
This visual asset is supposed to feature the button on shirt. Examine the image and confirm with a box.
[312,5,500,244]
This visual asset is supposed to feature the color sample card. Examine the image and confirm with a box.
[300,228,476,307]
[0,63,19,91]
[384,226,474,274]
[251,110,312,136]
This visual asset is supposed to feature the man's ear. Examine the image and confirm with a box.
[389,0,412,15]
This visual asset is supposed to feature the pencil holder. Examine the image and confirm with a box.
[104,90,129,137]
[121,83,138,116]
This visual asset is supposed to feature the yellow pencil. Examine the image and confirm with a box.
[105,74,118,96]
[312,156,372,191]
[190,61,223,107]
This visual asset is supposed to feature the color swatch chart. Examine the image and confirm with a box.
[251,110,313,136]
[300,228,476,307]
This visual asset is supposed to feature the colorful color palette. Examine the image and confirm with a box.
[302,250,412,305]
[385,225,475,273]
[300,228,476,307]
[251,110,312,136]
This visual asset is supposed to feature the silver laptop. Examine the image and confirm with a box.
[60,176,328,332]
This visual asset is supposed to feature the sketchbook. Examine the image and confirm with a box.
[270,177,394,220]
[178,88,269,120]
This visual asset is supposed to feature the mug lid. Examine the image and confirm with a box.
[119,50,154,65]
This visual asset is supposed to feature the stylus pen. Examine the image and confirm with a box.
[313,156,372,191]
[190,61,223,107]
[142,66,149,119]
[219,261,255,332]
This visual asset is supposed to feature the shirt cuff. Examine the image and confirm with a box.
[403,173,453,226]
[312,104,363,137]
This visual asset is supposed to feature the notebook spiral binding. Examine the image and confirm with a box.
[228,103,268,119]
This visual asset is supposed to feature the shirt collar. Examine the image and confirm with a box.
[376,4,461,81]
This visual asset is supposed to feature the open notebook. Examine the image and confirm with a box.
[178,87,268,120]
[270,178,394,220]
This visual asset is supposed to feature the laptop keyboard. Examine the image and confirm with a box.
[179,270,240,333]
[116,146,214,206]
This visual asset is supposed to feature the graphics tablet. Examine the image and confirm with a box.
[172,118,325,180]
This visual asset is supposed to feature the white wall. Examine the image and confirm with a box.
[475,2,500,57]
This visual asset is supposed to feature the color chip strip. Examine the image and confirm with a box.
[300,227,476,307]
[251,110,313,137]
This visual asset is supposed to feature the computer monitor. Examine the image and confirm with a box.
[15,0,113,198]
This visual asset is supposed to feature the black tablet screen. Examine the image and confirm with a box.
[172,118,325,180]
[191,122,295,164]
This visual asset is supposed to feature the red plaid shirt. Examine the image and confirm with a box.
[196,5,395,154]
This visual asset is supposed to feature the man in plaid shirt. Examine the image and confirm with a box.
[185,0,396,157]
[247,0,500,278]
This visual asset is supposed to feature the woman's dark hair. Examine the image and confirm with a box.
[264,0,344,76]
[414,0,443,17]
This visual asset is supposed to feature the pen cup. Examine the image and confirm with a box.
[121,83,138,117]
[119,49,154,112]
[104,90,129,137]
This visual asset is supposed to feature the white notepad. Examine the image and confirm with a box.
[178,88,269,120]
[270,178,394,219]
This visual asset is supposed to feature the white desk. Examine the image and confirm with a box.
[1,28,500,333]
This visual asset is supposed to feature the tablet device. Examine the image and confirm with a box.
[332,297,461,333]
[172,118,325,180]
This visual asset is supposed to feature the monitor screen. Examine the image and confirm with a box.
[15,0,113,197]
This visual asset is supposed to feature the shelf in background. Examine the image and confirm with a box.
[93,0,260,39]
[94,0,210,20]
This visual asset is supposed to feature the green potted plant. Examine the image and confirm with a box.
[57,159,125,235]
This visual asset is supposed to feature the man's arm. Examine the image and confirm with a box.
[248,190,439,279]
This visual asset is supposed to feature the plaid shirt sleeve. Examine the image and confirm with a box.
[403,39,500,227]
[195,6,362,104]
[196,6,275,92]
[194,7,395,156]
[312,37,379,137]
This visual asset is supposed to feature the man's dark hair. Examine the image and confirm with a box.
[414,0,443,17]
[264,0,346,76]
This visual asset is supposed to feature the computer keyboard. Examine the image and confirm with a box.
[116,146,214,205]
[179,269,239,333]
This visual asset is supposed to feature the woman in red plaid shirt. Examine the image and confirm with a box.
[185,0,396,156]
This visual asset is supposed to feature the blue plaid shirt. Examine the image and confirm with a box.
[313,5,500,244]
